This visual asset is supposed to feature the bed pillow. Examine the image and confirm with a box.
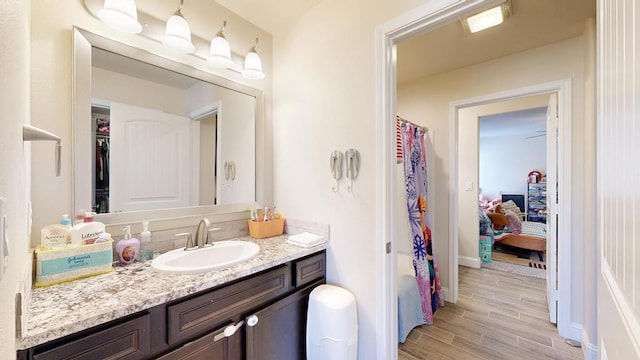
[505,210,522,234]
[487,211,508,230]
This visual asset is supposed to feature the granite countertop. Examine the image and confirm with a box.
[17,235,327,350]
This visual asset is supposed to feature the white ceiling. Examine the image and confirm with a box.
[479,107,548,138]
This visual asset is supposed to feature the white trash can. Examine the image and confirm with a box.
[306,284,358,360]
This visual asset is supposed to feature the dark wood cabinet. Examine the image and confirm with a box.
[157,323,242,360]
[245,281,319,360]
[32,314,150,360]
[18,251,326,360]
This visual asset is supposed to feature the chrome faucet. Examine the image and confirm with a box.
[194,218,211,248]
[177,218,223,251]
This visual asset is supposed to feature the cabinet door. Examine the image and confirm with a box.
[245,282,320,360]
[32,314,150,360]
[157,323,242,360]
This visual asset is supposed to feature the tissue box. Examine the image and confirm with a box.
[248,218,285,239]
[34,240,114,287]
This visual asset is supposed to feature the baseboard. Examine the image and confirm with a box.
[458,255,481,269]
[582,328,598,360]
[441,286,451,302]
[566,322,583,342]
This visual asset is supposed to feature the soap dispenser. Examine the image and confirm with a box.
[116,225,140,265]
[138,221,154,262]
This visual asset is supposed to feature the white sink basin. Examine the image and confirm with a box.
[151,241,260,274]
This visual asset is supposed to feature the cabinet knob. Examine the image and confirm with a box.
[246,314,259,327]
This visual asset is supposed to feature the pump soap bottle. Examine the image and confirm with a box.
[116,225,140,265]
[139,221,154,262]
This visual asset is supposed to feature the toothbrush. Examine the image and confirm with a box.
[263,207,269,222]
[271,206,276,220]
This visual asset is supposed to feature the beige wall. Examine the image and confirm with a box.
[271,1,436,357]
[92,67,188,116]
[0,0,31,358]
[398,35,587,334]
[30,0,272,247]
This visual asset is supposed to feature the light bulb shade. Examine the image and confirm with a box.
[98,0,143,34]
[242,51,265,80]
[208,36,233,67]
[162,13,195,54]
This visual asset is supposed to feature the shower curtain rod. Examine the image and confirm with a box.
[397,116,429,132]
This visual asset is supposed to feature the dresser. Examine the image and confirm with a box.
[527,182,547,223]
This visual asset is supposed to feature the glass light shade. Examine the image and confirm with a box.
[208,35,234,67]
[162,13,195,54]
[465,6,504,33]
[98,0,142,34]
[242,51,265,80]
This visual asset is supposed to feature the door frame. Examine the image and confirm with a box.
[448,80,574,339]
[375,0,510,358]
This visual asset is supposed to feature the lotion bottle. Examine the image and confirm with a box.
[70,212,105,245]
[116,225,140,265]
[138,221,154,262]
[40,214,72,249]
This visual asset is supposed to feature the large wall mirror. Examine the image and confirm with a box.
[73,28,264,222]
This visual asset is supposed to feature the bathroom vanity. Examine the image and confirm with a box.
[17,236,326,360]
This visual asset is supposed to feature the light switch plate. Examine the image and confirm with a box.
[464,181,473,191]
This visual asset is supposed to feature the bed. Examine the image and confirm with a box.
[494,221,547,261]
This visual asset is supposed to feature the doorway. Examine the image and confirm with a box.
[375,2,588,358]
[453,87,566,328]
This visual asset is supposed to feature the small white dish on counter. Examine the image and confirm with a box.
[151,240,260,274]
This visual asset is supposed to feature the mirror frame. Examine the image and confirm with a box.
[72,27,266,223]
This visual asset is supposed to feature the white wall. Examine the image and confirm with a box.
[398,35,587,332]
[479,134,546,200]
[0,0,31,358]
[30,0,273,248]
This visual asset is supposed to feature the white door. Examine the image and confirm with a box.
[216,94,256,204]
[597,1,640,357]
[545,93,558,324]
[110,102,192,212]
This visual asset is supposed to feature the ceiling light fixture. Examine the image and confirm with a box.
[461,0,511,33]
[208,21,234,68]
[97,0,143,34]
[162,0,195,54]
[242,38,265,80]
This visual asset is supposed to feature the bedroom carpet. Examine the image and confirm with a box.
[492,244,546,268]
[481,244,547,279]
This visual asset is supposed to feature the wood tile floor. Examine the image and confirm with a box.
[399,266,584,360]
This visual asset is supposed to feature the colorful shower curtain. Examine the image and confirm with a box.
[400,121,444,325]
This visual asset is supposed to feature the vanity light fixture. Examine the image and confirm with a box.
[97,0,143,34]
[162,0,195,54]
[208,21,234,68]
[461,0,511,33]
[242,38,265,80]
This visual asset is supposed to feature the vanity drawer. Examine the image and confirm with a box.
[32,314,150,360]
[294,252,326,288]
[167,264,291,345]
